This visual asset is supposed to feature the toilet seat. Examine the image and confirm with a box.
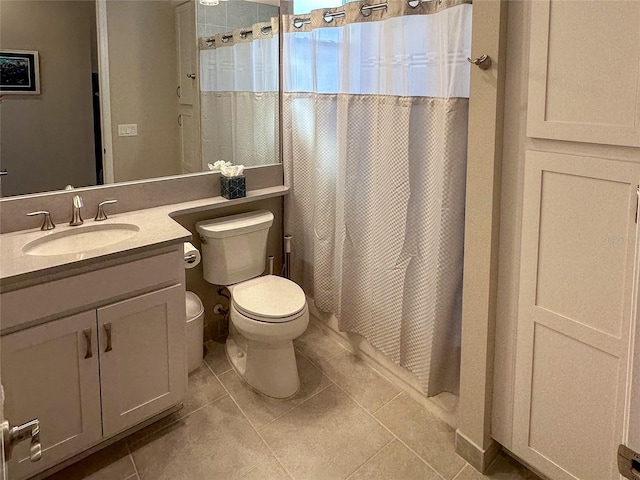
[232,275,306,323]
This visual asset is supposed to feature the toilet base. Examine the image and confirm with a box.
[225,323,301,399]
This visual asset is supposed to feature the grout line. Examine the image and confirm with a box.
[451,463,470,480]
[126,439,140,479]
[344,437,396,480]
[127,390,229,447]
[256,379,334,431]
[370,391,403,415]
[328,380,448,480]
[212,347,335,430]
[295,332,461,480]
[215,368,295,480]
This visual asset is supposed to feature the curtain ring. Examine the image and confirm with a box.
[293,17,310,29]
[323,11,334,23]
[360,2,387,17]
[261,25,272,35]
[407,0,420,7]
[205,38,215,47]
[221,34,232,43]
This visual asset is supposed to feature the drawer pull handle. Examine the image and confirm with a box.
[83,328,92,359]
[104,323,113,352]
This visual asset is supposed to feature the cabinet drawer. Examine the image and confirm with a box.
[1,250,183,333]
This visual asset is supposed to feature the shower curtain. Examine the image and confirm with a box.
[199,18,279,168]
[283,0,472,396]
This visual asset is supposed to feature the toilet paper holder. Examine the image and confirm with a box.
[185,253,198,265]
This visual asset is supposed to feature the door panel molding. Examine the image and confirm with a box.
[527,0,640,147]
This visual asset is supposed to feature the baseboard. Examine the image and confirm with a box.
[307,298,459,428]
[454,429,501,473]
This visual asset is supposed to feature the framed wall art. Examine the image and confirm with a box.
[0,50,40,94]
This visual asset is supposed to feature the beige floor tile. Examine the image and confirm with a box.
[123,364,229,445]
[260,384,392,480]
[44,441,135,480]
[294,324,347,366]
[220,352,332,428]
[348,439,441,480]
[318,351,401,413]
[374,393,465,480]
[454,454,541,480]
[239,456,291,480]
[204,338,232,375]
[183,363,228,414]
[129,396,271,480]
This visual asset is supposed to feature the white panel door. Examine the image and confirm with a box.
[1,312,102,480]
[98,285,186,438]
[179,109,197,173]
[527,0,640,147]
[176,1,196,106]
[514,151,640,480]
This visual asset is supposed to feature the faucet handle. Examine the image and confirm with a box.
[27,211,55,231]
[95,199,118,221]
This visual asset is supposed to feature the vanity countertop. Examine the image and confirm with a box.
[0,186,289,285]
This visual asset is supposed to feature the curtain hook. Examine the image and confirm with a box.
[293,18,310,29]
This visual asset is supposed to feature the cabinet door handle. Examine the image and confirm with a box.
[83,328,92,359]
[104,323,113,352]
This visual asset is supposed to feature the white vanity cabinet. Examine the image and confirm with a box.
[0,247,187,480]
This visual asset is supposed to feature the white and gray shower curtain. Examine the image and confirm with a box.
[283,0,472,396]
[199,18,279,168]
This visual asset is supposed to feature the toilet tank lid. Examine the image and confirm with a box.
[196,210,274,239]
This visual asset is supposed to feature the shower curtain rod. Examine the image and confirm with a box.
[203,24,272,45]
[292,0,448,27]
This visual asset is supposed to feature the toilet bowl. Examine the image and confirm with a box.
[196,211,309,399]
[226,275,309,398]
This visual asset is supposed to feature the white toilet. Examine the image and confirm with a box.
[196,211,309,399]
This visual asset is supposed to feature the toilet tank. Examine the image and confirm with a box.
[196,210,274,285]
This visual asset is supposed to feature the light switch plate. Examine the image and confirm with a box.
[118,124,138,137]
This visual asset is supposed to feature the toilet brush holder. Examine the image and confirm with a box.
[220,175,246,200]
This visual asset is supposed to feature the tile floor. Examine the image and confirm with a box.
[46,323,539,480]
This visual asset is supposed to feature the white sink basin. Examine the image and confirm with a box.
[23,223,140,256]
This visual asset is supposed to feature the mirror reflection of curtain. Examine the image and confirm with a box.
[283,0,472,397]
[199,18,279,168]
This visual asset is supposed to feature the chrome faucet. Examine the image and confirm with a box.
[70,194,84,226]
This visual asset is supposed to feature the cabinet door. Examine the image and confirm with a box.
[527,0,640,147]
[176,1,196,106]
[179,108,197,174]
[1,312,102,480]
[98,285,186,438]
[513,151,640,480]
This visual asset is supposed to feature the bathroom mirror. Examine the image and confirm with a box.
[0,0,280,198]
